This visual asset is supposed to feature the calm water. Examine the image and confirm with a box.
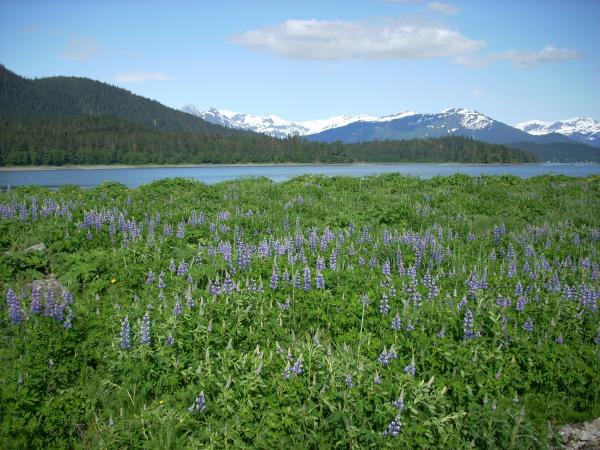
[1,163,599,188]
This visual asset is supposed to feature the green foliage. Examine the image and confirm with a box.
[1,174,599,449]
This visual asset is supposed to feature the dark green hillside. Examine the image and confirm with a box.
[0,65,235,135]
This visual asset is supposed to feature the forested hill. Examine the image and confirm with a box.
[0,65,537,165]
[0,65,236,135]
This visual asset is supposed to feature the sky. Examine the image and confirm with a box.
[1,0,599,124]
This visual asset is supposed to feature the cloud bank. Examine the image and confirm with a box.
[232,18,484,61]
[454,45,582,68]
[114,72,173,82]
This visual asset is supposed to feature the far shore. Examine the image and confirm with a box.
[0,162,555,172]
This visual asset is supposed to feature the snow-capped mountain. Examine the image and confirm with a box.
[515,118,600,147]
[305,107,562,145]
[181,105,416,139]
[182,105,592,146]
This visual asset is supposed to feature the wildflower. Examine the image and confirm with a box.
[383,415,402,437]
[30,286,41,314]
[6,288,23,325]
[393,393,405,411]
[463,309,475,341]
[188,392,206,413]
[345,374,353,388]
[177,260,189,276]
[390,313,402,331]
[379,294,390,315]
[315,271,325,289]
[360,293,370,307]
[303,266,312,291]
[403,360,416,376]
[270,264,279,290]
[111,278,117,285]
[523,318,534,333]
[120,316,131,350]
[140,313,151,345]
[172,298,182,317]
[165,333,175,346]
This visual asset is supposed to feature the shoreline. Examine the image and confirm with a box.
[0,162,571,172]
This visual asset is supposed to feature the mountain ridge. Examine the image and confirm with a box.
[185,105,599,148]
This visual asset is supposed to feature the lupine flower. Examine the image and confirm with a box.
[165,333,175,346]
[158,273,166,289]
[177,260,189,276]
[120,316,131,350]
[146,270,155,284]
[188,392,206,413]
[555,335,564,344]
[270,264,279,290]
[516,296,527,312]
[303,266,311,291]
[316,256,325,271]
[44,288,55,317]
[523,318,534,333]
[345,374,353,388]
[378,347,398,366]
[360,294,370,307]
[140,313,151,345]
[329,250,338,270]
[463,309,475,341]
[315,271,325,289]
[382,260,391,277]
[278,298,291,311]
[6,288,23,325]
[393,393,405,411]
[403,362,416,376]
[383,415,402,437]
[173,299,182,317]
[30,286,41,314]
[176,222,185,239]
[390,313,402,331]
[169,259,176,272]
[379,294,390,315]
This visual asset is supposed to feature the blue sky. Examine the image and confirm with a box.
[1,0,598,124]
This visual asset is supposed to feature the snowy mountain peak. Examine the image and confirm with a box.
[182,106,417,138]
[515,117,600,145]
[439,108,493,130]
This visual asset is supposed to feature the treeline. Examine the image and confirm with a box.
[506,141,600,163]
[0,116,537,165]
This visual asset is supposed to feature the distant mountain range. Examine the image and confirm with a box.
[184,105,600,148]
[514,118,600,147]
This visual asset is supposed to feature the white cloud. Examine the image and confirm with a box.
[469,87,482,97]
[114,71,173,82]
[428,2,460,15]
[454,45,582,68]
[232,18,484,61]
[61,37,103,61]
